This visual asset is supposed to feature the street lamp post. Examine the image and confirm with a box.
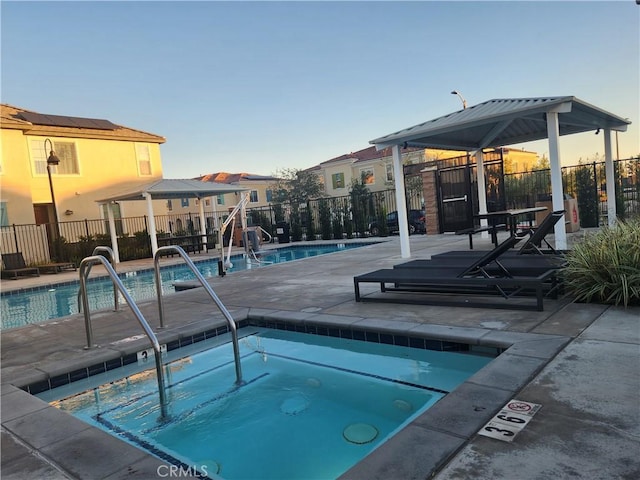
[451,90,467,109]
[44,138,61,247]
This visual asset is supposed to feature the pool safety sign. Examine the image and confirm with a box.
[479,399,541,442]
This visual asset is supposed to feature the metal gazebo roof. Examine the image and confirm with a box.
[96,178,246,203]
[371,96,629,151]
[96,179,247,262]
[370,96,631,258]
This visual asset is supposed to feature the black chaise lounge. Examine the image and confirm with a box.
[433,210,567,260]
[38,261,77,274]
[1,252,40,279]
[353,236,560,311]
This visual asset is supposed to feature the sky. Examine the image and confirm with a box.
[2,1,639,179]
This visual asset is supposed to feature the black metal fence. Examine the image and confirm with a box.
[504,157,640,227]
[3,157,638,266]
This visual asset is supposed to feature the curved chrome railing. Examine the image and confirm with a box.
[153,245,243,385]
[79,255,168,418]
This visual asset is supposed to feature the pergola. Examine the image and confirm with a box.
[370,96,631,258]
[96,179,246,262]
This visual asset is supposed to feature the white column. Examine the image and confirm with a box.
[144,192,159,256]
[392,145,410,258]
[198,197,207,252]
[546,111,567,250]
[604,128,616,226]
[475,150,489,237]
[105,203,120,264]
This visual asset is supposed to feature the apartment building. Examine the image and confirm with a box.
[0,104,166,227]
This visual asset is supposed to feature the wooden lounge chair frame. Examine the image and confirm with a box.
[1,252,40,280]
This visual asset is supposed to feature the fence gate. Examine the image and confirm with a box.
[438,165,474,232]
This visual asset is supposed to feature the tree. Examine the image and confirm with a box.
[349,177,372,237]
[270,168,325,205]
[533,154,550,170]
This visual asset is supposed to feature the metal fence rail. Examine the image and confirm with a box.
[505,157,639,227]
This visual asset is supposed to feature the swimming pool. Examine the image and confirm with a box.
[38,327,493,480]
[1,243,373,330]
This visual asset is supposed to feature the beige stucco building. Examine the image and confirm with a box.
[0,104,166,227]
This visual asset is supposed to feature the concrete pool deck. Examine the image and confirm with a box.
[1,233,639,479]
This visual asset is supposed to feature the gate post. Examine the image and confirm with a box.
[421,166,439,235]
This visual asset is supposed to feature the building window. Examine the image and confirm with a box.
[386,164,394,182]
[167,200,173,211]
[31,139,79,175]
[217,194,225,205]
[249,190,259,203]
[332,172,345,189]
[136,144,152,176]
[360,168,375,185]
[205,198,211,207]
[181,198,189,207]
[0,202,8,227]
[266,189,273,202]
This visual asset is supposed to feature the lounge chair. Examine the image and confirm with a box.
[353,236,559,311]
[516,209,566,255]
[433,210,566,259]
[38,261,77,274]
[1,252,40,279]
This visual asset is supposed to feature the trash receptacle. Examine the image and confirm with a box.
[275,222,290,244]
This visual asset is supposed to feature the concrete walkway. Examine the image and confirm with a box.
[1,233,638,479]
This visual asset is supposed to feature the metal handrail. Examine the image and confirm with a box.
[218,192,250,276]
[154,245,243,385]
[77,246,119,313]
[258,226,272,244]
[79,255,168,418]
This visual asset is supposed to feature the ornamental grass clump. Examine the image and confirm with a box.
[564,218,640,307]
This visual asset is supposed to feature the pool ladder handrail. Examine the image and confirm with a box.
[154,245,243,385]
[78,255,168,418]
[77,246,119,313]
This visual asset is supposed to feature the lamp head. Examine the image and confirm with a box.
[451,90,458,95]
[47,151,60,166]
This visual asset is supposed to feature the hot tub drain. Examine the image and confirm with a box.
[343,423,379,444]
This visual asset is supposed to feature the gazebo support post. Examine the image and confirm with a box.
[604,128,616,226]
[392,144,411,258]
[144,192,159,256]
[546,109,568,251]
[198,198,207,252]
[474,150,489,236]
[106,203,120,263]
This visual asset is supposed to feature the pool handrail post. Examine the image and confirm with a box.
[79,255,168,418]
[154,245,243,385]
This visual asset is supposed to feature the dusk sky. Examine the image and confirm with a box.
[2,1,638,179]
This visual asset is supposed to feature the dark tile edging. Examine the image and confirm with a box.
[20,311,511,395]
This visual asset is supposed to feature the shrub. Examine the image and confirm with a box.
[564,218,640,306]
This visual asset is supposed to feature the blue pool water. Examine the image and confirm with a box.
[1,243,372,330]
[39,328,493,480]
